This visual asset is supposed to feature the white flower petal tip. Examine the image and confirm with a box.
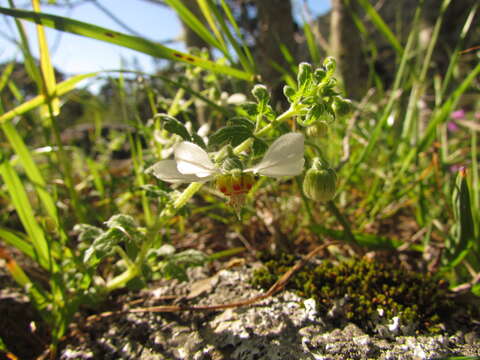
[227,93,247,105]
[246,133,305,177]
[174,142,218,178]
[146,160,211,183]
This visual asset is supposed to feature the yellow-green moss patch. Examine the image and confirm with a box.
[251,254,455,334]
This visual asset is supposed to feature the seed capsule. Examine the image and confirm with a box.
[306,121,329,138]
[303,159,337,202]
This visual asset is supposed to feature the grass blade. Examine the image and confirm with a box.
[0,71,99,124]
[31,0,60,117]
[418,62,480,152]
[303,20,321,65]
[1,122,59,226]
[164,0,225,53]
[219,0,255,71]
[341,3,422,188]
[204,0,255,73]
[0,246,50,317]
[0,7,254,81]
[440,3,478,97]
[0,156,51,270]
[0,65,58,226]
[6,0,43,90]
[355,0,404,57]
[0,227,35,259]
[197,0,228,50]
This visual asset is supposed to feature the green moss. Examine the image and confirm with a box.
[251,254,455,334]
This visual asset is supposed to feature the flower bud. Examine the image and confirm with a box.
[333,97,353,118]
[283,85,295,102]
[297,62,313,87]
[220,147,243,172]
[323,57,336,75]
[314,68,326,82]
[303,159,337,202]
[252,84,270,103]
[306,121,328,138]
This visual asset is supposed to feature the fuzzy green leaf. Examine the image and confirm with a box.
[209,125,252,147]
[227,117,255,131]
[160,115,191,141]
[160,249,207,282]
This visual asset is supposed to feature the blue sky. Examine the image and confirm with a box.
[0,0,331,76]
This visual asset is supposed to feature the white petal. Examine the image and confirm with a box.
[227,93,247,105]
[258,157,305,177]
[246,133,305,177]
[146,160,212,183]
[174,142,218,178]
[197,123,210,138]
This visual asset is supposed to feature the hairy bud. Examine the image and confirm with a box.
[303,159,337,202]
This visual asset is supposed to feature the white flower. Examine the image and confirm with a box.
[244,133,305,177]
[220,92,247,106]
[147,133,305,184]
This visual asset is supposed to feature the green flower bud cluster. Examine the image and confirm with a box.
[281,59,353,132]
[303,158,337,202]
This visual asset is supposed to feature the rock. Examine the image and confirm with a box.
[59,265,480,360]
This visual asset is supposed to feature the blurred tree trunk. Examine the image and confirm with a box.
[330,0,366,100]
[181,0,210,50]
[255,0,297,104]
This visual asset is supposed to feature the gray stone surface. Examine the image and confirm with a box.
[59,265,479,360]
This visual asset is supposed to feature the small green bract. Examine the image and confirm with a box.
[251,254,456,334]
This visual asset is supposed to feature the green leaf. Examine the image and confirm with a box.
[253,138,268,156]
[227,117,255,131]
[209,125,252,147]
[160,249,207,282]
[472,284,480,297]
[73,224,103,244]
[82,215,144,265]
[237,102,258,118]
[0,7,254,81]
[140,185,171,200]
[283,85,296,103]
[83,229,121,265]
[0,336,9,352]
[299,103,324,127]
[160,115,191,141]
[105,214,145,244]
[190,132,207,149]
